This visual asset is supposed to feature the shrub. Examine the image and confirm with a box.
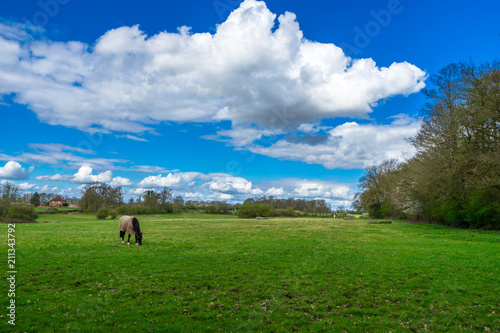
[463,189,500,229]
[109,209,118,220]
[46,207,58,214]
[237,203,258,218]
[0,202,9,219]
[276,207,295,217]
[257,204,275,217]
[7,206,38,222]
[238,203,275,218]
[96,207,110,220]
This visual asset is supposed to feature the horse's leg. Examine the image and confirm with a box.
[135,234,139,246]
[127,234,131,246]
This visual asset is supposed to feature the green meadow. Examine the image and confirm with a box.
[1,214,499,332]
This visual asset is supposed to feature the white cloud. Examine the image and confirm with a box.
[109,176,132,187]
[35,174,73,181]
[205,173,263,195]
[18,182,37,191]
[30,143,96,155]
[0,143,173,174]
[136,172,264,197]
[292,181,352,199]
[117,135,148,142]
[0,161,31,180]
[37,185,60,193]
[209,193,235,201]
[36,166,113,184]
[265,187,285,196]
[0,0,425,135]
[248,117,421,169]
[183,192,206,200]
[127,188,152,196]
[203,127,282,147]
[72,166,112,184]
[259,178,356,202]
[138,172,202,189]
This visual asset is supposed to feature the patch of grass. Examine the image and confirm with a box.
[1,215,499,332]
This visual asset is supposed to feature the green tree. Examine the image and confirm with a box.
[159,187,173,212]
[80,183,123,213]
[0,181,21,204]
[30,192,41,207]
[143,190,161,213]
[353,159,400,218]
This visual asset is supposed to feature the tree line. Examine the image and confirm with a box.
[78,183,342,219]
[354,60,500,229]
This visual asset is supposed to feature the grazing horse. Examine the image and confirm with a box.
[119,216,143,246]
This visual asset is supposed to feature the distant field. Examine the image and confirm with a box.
[1,214,499,332]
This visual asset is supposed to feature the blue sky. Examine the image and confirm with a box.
[0,0,499,207]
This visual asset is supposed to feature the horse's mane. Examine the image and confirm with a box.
[132,217,142,239]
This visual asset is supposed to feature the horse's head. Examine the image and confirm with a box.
[132,217,142,245]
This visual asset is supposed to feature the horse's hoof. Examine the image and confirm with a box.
[127,243,130,246]
[122,241,124,244]
[136,243,139,246]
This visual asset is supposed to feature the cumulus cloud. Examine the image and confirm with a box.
[138,172,202,189]
[36,166,115,184]
[0,0,425,135]
[0,161,31,180]
[37,185,60,193]
[109,176,132,187]
[247,117,421,169]
[265,187,285,196]
[260,178,355,201]
[72,166,112,183]
[136,172,264,196]
[205,173,264,195]
[18,182,37,190]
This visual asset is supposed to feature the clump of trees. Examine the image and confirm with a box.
[80,182,124,214]
[0,182,37,223]
[354,60,500,229]
[237,202,275,218]
[80,184,176,217]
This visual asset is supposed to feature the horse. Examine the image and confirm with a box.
[118,215,143,246]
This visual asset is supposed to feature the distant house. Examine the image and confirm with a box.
[49,196,66,207]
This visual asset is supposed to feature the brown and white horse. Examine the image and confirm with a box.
[118,215,143,246]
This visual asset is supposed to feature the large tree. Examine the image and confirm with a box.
[30,192,41,207]
[353,159,400,218]
[0,181,21,204]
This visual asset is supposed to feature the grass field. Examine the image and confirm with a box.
[1,214,499,332]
